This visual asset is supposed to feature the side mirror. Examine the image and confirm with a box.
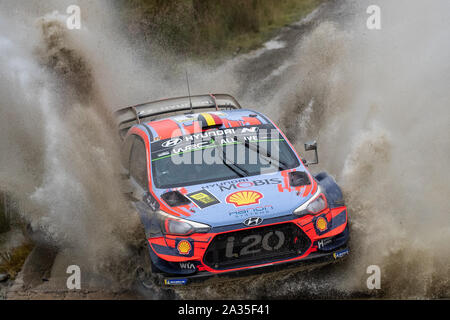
[303,140,319,165]
[304,141,317,151]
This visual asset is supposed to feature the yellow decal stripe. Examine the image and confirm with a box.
[201,113,216,126]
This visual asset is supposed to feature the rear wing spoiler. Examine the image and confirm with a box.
[114,94,242,138]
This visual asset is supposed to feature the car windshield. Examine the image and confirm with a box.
[150,124,300,188]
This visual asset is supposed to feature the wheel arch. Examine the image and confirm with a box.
[314,172,345,208]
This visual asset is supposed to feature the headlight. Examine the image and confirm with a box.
[293,186,328,216]
[156,210,211,236]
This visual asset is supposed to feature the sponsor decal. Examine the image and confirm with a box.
[157,151,170,157]
[333,248,349,259]
[203,178,250,189]
[317,237,333,249]
[169,134,260,154]
[171,112,225,124]
[226,190,263,207]
[143,193,160,211]
[243,217,263,227]
[177,240,192,255]
[179,262,196,270]
[161,100,212,111]
[206,178,282,192]
[172,140,213,154]
[186,190,220,209]
[172,114,195,123]
[164,278,188,286]
[316,217,328,232]
[162,138,182,148]
[228,205,274,217]
[154,126,259,147]
[198,112,223,128]
[183,128,237,141]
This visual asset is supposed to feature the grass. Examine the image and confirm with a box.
[0,243,34,279]
[0,193,30,280]
[119,0,324,59]
[222,0,323,55]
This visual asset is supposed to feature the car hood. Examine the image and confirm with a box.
[154,168,317,228]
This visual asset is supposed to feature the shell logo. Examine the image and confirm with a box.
[226,190,263,207]
[316,217,328,232]
[177,240,192,255]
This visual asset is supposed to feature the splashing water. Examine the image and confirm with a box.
[266,0,450,299]
[0,2,145,289]
[184,0,450,299]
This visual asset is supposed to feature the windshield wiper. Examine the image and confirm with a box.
[237,138,290,171]
[211,137,249,177]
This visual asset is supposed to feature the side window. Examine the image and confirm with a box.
[121,135,134,169]
[129,136,149,190]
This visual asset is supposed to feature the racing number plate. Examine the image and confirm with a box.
[203,223,310,270]
[225,230,286,258]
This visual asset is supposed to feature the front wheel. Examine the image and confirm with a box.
[133,240,177,299]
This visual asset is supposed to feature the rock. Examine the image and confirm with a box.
[0,273,9,282]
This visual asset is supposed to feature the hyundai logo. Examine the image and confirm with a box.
[243,217,263,227]
[162,138,182,148]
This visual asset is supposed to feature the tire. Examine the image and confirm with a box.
[133,239,178,299]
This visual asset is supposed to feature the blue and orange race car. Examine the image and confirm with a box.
[115,94,349,286]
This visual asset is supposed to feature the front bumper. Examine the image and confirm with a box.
[146,206,349,285]
[161,246,349,286]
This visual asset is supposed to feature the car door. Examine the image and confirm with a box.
[125,134,161,235]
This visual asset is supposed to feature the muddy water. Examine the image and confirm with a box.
[186,0,450,299]
[228,0,450,299]
[0,1,143,290]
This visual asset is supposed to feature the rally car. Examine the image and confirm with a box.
[115,94,349,286]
